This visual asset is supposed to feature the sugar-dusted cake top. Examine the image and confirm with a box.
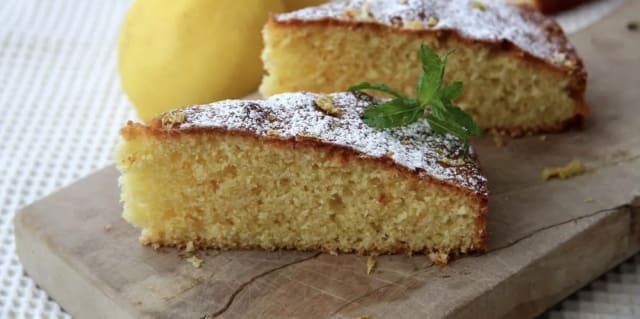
[154,92,487,196]
[273,0,579,68]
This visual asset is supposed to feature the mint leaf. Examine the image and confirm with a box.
[417,47,456,104]
[349,44,481,156]
[348,82,404,99]
[426,114,472,155]
[447,105,482,136]
[417,44,443,103]
[426,114,467,139]
[361,98,423,128]
[442,81,463,100]
[426,95,448,119]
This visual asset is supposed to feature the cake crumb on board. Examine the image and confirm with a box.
[543,159,586,181]
[366,256,377,275]
[429,252,449,266]
[103,224,112,232]
[187,256,203,269]
[185,241,196,253]
[490,129,506,148]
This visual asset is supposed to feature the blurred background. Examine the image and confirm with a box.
[0,0,634,318]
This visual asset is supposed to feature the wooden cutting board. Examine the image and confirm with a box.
[14,2,640,318]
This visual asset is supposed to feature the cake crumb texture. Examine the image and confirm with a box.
[367,256,377,274]
[187,256,203,269]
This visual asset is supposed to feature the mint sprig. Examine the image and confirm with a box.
[348,44,481,155]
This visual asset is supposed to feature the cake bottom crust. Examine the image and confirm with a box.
[139,233,488,257]
[140,236,486,266]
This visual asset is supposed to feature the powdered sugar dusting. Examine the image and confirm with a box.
[274,0,574,64]
[170,92,487,195]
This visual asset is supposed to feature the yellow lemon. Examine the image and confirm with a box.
[118,0,285,122]
[283,0,328,11]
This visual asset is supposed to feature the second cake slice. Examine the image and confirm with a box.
[260,0,588,134]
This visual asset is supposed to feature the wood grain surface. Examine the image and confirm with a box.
[14,2,640,318]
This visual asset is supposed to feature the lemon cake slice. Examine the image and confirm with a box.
[260,0,588,135]
[116,92,488,256]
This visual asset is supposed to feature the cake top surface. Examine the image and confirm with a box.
[273,0,577,67]
[157,92,487,196]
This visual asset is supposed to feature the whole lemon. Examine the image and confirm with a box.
[118,0,285,122]
[282,0,328,11]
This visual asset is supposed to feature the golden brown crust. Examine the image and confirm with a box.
[142,235,486,259]
[474,201,489,252]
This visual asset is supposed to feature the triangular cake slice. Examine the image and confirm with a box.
[260,0,588,135]
[116,92,488,257]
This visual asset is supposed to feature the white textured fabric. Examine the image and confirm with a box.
[544,254,640,319]
[0,0,134,318]
[0,0,630,318]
